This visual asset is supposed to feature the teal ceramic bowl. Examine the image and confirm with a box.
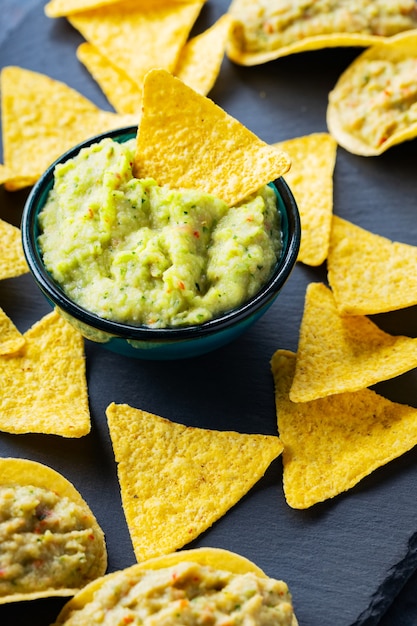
[21,126,300,360]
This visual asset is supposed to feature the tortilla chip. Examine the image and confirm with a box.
[226,0,417,66]
[328,216,417,315]
[68,1,205,88]
[327,31,417,155]
[0,457,107,604]
[0,218,29,279]
[76,42,142,115]
[52,547,298,626]
[0,66,136,191]
[134,69,291,206]
[45,0,197,18]
[272,349,417,508]
[290,282,417,402]
[105,402,283,562]
[273,133,336,266]
[0,309,90,436]
[175,14,234,95]
[0,307,25,355]
[45,0,126,16]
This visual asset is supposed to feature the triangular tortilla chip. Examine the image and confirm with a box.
[45,0,196,17]
[0,308,25,355]
[327,31,417,156]
[76,42,143,115]
[68,0,205,88]
[290,282,417,402]
[0,457,107,604]
[273,133,336,266]
[328,216,417,315]
[0,310,90,436]
[46,0,126,16]
[226,0,417,66]
[0,66,136,190]
[105,402,283,562]
[76,14,233,117]
[0,218,29,279]
[272,349,417,509]
[133,69,291,206]
[175,14,234,95]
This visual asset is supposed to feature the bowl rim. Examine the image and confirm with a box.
[21,126,301,340]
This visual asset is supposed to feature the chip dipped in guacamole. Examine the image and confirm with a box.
[0,458,107,604]
[51,547,298,626]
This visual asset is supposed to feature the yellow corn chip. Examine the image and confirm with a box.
[134,69,291,206]
[328,216,417,315]
[45,0,197,18]
[327,31,417,155]
[0,307,25,355]
[0,218,29,279]
[105,402,283,562]
[0,309,90,437]
[226,0,417,66]
[76,42,142,115]
[0,66,136,191]
[273,133,336,266]
[290,282,417,402]
[0,457,107,604]
[46,0,126,16]
[68,1,205,88]
[175,14,234,95]
[76,14,233,115]
[272,349,417,509]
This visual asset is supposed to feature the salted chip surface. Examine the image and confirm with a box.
[0,457,107,604]
[226,0,417,66]
[328,216,417,315]
[290,282,417,402]
[272,349,417,509]
[327,31,417,155]
[273,133,336,266]
[0,308,25,355]
[0,218,29,279]
[175,14,234,96]
[134,69,291,207]
[69,1,205,88]
[0,66,135,191]
[76,42,142,115]
[105,402,283,562]
[0,309,90,436]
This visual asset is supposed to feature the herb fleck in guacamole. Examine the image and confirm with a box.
[38,138,282,328]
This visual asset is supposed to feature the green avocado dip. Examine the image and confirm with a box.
[38,137,282,328]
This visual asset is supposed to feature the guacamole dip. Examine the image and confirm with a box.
[38,137,282,328]
[53,561,295,626]
[229,0,417,53]
[0,484,104,596]
[329,56,417,149]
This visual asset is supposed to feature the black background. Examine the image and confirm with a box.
[1,1,417,624]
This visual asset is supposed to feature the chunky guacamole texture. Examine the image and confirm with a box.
[0,484,104,596]
[54,561,295,626]
[329,56,417,149]
[38,137,282,328]
[230,0,417,53]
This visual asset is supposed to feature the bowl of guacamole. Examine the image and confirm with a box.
[22,126,300,360]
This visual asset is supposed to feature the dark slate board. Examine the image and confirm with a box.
[1,2,417,625]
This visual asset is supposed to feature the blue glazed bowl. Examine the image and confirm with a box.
[21,126,301,360]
